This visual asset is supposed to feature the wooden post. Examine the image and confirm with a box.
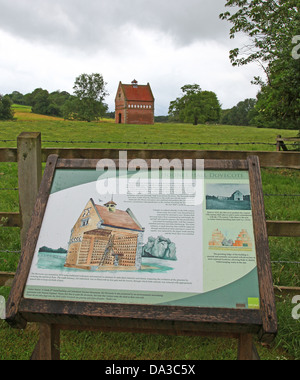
[276,135,288,152]
[276,135,281,151]
[238,334,260,360]
[17,132,42,248]
[248,156,278,343]
[31,324,60,360]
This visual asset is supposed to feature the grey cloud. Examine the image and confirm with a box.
[0,0,229,51]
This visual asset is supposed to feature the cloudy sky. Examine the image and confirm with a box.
[0,0,263,115]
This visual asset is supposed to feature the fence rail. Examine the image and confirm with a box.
[276,135,300,152]
[1,147,300,169]
[0,212,21,228]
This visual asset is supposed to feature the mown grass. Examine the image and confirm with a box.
[0,107,299,360]
[0,319,295,361]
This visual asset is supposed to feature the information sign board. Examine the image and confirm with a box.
[6,154,277,359]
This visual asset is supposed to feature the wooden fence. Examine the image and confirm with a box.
[276,135,300,152]
[0,132,300,286]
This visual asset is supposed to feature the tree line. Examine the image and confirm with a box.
[167,84,258,127]
[1,73,109,122]
[1,81,296,129]
[1,82,258,127]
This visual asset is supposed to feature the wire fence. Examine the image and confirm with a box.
[0,138,298,147]
[42,140,280,146]
[0,250,21,254]
[264,194,300,197]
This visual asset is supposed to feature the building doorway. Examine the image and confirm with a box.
[118,113,122,124]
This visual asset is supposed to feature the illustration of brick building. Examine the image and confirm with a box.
[65,199,144,271]
[115,80,155,125]
[209,229,252,249]
[233,229,252,248]
[209,229,225,247]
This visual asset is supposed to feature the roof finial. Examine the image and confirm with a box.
[132,79,138,88]
[104,197,117,212]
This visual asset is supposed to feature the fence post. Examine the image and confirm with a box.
[276,135,281,152]
[17,132,42,248]
[276,135,288,152]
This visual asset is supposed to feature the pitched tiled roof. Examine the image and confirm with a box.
[121,83,154,102]
[95,205,143,232]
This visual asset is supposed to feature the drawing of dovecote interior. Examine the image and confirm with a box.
[65,198,145,271]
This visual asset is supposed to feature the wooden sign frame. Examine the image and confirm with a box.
[6,154,277,360]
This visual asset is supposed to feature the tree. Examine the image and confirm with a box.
[221,98,257,126]
[48,91,71,107]
[23,88,72,117]
[47,90,71,117]
[73,73,108,103]
[220,0,300,130]
[249,57,300,129]
[63,73,109,122]
[220,0,299,69]
[0,95,14,120]
[7,91,25,105]
[169,84,221,125]
[31,89,50,115]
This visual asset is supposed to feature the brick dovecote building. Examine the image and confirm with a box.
[115,80,155,125]
[64,199,145,271]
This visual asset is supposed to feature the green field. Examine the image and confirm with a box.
[0,105,298,150]
[0,106,299,360]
